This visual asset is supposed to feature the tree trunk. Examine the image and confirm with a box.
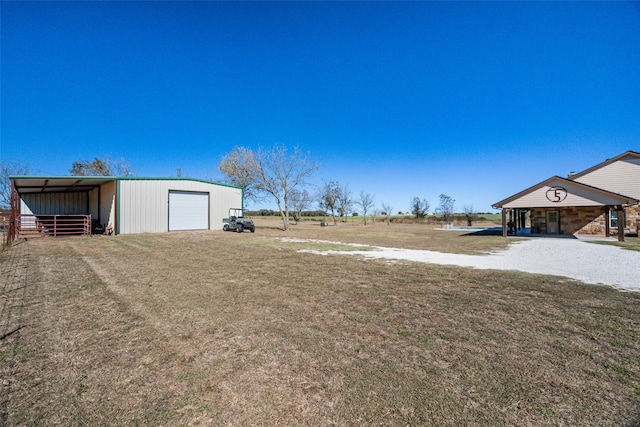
[276,199,289,230]
[283,200,291,231]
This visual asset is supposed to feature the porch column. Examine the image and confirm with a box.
[604,208,610,238]
[617,206,624,242]
[502,209,508,238]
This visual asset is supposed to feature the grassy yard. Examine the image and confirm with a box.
[1,220,639,426]
[590,237,640,252]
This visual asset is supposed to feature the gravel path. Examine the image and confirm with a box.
[297,238,640,292]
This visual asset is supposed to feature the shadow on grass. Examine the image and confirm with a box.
[462,228,580,239]
[461,228,503,237]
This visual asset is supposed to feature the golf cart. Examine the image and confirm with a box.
[222,208,255,233]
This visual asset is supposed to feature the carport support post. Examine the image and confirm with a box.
[617,206,624,242]
[501,209,508,238]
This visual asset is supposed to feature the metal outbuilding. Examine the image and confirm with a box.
[7,176,243,241]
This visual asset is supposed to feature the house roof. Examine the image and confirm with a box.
[10,176,240,194]
[492,175,638,209]
[569,150,640,180]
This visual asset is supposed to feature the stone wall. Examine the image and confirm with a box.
[530,205,639,236]
[625,205,640,235]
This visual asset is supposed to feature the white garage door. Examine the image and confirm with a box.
[168,191,209,231]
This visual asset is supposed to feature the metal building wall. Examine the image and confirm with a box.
[117,178,242,234]
[99,181,116,230]
[20,192,88,215]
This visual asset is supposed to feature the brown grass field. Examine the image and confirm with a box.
[1,218,639,426]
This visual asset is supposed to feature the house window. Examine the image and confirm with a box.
[611,211,617,229]
[610,209,621,229]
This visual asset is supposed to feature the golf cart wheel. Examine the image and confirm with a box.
[250,226,255,233]
[223,224,230,231]
[236,223,244,233]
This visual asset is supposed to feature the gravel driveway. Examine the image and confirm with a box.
[300,238,640,292]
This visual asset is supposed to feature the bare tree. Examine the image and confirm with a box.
[319,181,342,225]
[356,191,375,226]
[289,189,313,224]
[70,157,112,176]
[0,160,29,209]
[219,144,320,230]
[109,157,133,176]
[337,184,352,221]
[318,195,329,224]
[219,146,262,202]
[463,204,476,226]
[436,194,456,223]
[70,156,132,176]
[381,201,393,225]
[410,196,430,219]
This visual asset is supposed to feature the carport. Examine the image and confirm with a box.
[8,176,116,241]
[493,176,638,242]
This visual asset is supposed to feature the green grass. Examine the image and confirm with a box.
[589,238,640,252]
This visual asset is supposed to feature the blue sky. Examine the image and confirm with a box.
[1,1,639,213]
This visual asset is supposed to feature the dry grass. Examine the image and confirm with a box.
[1,221,639,426]
[254,217,517,254]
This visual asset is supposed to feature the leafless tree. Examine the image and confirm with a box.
[411,196,430,219]
[70,156,132,176]
[70,157,112,176]
[109,157,133,176]
[0,160,29,209]
[319,181,347,225]
[289,189,313,223]
[219,146,262,201]
[337,184,352,221]
[436,194,456,223]
[356,191,375,226]
[219,144,320,230]
[463,204,476,226]
[381,201,393,225]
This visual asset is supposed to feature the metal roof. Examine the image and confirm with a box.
[10,176,116,194]
[10,176,241,194]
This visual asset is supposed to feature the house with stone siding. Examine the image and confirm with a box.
[493,151,640,241]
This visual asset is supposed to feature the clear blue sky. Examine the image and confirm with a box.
[2,1,639,213]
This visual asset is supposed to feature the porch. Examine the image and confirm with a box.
[493,176,639,242]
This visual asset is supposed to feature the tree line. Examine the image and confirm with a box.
[1,146,480,228]
[219,144,481,230]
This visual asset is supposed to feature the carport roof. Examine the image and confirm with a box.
[492,176,639,209]
[10,176,242,194]
[11,176,116,194]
